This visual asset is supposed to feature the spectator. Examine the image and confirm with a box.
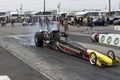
[106,17,110,26]
[86,17,93,31]
[101,16,105,26]
[39,17,42,27]
[45,17,50,32]
[56,18,61,31]
[3,20,6,26]
[77,17,84,27]
[63,19,69,34]
[77,17,80,27]
[80,17,83,26]
[1,20,4,27]
[11,19,15,27]
[74,16,77,25]
[61,16,65,27]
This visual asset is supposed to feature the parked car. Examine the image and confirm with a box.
[22,21,35,26]
[92,18,105,26]
[67,20,74,25]
[113,19,120,25]
[22,21,29,26]
[109,18,119,25]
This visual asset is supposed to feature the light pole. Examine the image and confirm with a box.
[20,3,23,15]
[44,0,46,13]
[108,0,111,16]
[119,3,120,9]
[57,2,61,14]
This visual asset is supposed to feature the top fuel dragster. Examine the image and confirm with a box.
[34,24,120,67]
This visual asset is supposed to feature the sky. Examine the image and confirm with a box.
[0,0,120,12]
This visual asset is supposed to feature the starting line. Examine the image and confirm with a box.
[0,75,11,80]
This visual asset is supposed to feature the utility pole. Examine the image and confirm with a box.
[119,2,120,9]
[44,0,46,13]
[16,9,19,15]
[108,0,111,16]
[20,3,23,15]
[57,2,61,14]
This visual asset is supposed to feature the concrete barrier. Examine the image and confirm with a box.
[114,26,120,31]
[99,34,120,46]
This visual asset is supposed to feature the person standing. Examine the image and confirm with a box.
[63,19,69,34]
[86,17,93,31]
[74,16,77,25]
[11,19,15,27]
[90,17,93,30]
[80,17,83,26]
[77,17,80,27]
[45,17,50,32]
[56,18,61,31]
[39,17,42,27]
[101,16,105,26]
[106,17,110,26]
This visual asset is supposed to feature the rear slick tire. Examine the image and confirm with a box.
[34,32,44,47]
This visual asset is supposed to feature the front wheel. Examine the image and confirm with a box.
[34,32,44,47]
[107,50,115,60]
[89,52,97,65]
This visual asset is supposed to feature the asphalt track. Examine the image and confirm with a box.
[16,35,120,80]
[3,34,120,80]
[0,45,49,80]
[70,34,120,50]
[0,24,120,80]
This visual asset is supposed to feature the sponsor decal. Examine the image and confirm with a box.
[59,43,80,53]
[114,38,119,45]
[107,36,112,44]
[100,35,105,42]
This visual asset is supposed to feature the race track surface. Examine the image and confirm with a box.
[2,34,120,80]
[0,24,120,80]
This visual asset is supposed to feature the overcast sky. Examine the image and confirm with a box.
[0,0,120,12]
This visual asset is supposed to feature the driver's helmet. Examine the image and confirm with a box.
[91,33,99,41]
